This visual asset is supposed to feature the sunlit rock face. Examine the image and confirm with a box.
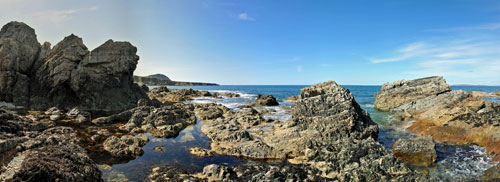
[0,21,147,115]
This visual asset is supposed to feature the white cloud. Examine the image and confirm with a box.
[32,6,98,25]
[238,13,255,21]
[297,65,303,72]
[371,38,500,84]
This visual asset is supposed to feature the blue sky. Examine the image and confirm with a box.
[1,0,500,85]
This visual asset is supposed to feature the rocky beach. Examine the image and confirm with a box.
[1,21,500,182]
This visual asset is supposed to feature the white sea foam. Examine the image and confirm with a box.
[363,104,374,108]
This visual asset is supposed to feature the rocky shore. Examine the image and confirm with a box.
[375,76,500,162]
[1,21,497,181]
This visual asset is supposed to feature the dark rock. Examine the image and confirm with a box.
[252,94,279,106]
[195,103,232,121]
[11,143,103,182]
[0,21,147,115]
[393,136,437,166]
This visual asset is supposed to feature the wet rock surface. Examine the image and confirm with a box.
[0,21,147,115]
[146,163,330,182]
[103,134,149,158]
[188,81,426,180]
[393,136,437,166]
[374,76,500,161]
[148,87,239,103]
[0,109,102,182]
[92,104,196,138]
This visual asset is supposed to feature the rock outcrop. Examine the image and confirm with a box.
[148,87,239,103]
[103,134,149,158]
[0,21,147,115]
[195,81,425,180]
[92,104,196,138]
[146,164,329,182]
[251,94,279,106]
[375,76,500,161]
[0,109,102,182]
[393,136,437,166]
[374,76,450,111]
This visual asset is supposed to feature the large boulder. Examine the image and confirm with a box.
[0,21,147,115]
[374,76,450,111]
[252,94,279,106]
[103,134,149,158]
[393,136,437,166]
[375,76,500,161]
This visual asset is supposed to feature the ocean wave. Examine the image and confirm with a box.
[363,104,374,108]
[207,90,257,98]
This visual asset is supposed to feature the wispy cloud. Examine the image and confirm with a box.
[237,13,255,21]
[371,37,500,84]
[33,6,98,25]
[427,22,500,32]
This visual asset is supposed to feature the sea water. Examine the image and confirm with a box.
[101,85,500,181]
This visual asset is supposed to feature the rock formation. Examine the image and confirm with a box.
[375,76,500,161]
[134,74,219,86]
[251,94,279,106]
[194,81,425,180]
[103,134,149,158]
[148,87,239,103]
[0,21,147,115]
[393,136,437,166]
[0,109,102,181]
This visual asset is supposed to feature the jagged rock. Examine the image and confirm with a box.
[393,136,437,166]
[103,134,149,158]
[66,107,90,123]
[374,76,450,111]
[252,94,279,106]
[375,76,500,161]
[10,143,103,182]
[146,163,332,182]
[148,87,239,103]
[0,109,101,182]
[194,103,232,121]
[118,104,197,138]
[0,21,147,115]
[0,21,41,106]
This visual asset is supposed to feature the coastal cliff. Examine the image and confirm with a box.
[375,76,500,161]
[134,74,218,86]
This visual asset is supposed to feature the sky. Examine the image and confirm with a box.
[1,0,500,85]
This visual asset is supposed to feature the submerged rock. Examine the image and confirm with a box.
[374,76,500,161]
[189,147,214,157]
[393,136,437,166]
[252,94,279,106]
[0,21,147,115]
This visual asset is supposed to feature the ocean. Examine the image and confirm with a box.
[101,85,500,181]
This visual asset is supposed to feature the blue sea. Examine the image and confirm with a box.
[102,85,500,181]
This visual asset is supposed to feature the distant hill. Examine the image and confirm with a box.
[134,74,218,86]
[146,74,171,81]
